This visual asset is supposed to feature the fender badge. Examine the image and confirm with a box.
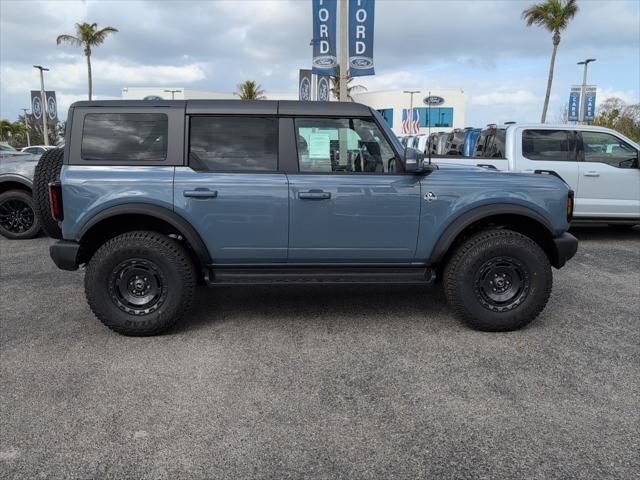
[424,192,437,202]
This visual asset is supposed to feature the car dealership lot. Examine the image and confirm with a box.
[1,227,638,479]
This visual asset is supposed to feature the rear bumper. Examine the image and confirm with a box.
[552,232,578,269]
[50,240,80,271]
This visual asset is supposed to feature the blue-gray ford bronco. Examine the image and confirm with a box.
[34,100,578,336]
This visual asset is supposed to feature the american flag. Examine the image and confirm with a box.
[402,109,421,134]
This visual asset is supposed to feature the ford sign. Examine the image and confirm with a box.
[423,96,445,106]
[312,55,338,69]
[349,56,374,70]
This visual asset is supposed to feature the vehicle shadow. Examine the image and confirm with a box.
[569,224,640,241]
[176,283,451,334]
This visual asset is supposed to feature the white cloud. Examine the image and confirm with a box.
[596,87,638,106]
[470,90,537,106]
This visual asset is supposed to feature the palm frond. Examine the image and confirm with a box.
[56,34,82,46]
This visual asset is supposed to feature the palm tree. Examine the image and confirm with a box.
[330,66,367,101]
[235,80,266,100]
[522,0,578,123]
[57,22,118,101]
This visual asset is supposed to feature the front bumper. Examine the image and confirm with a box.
[552,232,578,269]
[50,240,80,271]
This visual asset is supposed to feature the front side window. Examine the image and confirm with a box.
[522,130,570,161]
[295,118,398,173]
[582,131,639,168]
[82,113,168,161]
[189,116,277,172]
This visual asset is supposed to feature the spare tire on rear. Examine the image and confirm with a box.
[33,148,64,239]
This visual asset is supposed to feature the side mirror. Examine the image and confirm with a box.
[403,147,427,173]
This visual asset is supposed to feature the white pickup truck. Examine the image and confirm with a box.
[433,124,640,225]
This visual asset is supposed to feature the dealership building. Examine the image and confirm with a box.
[121,86,465,135]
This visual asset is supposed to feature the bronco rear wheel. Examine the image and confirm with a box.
[85,231,197,336]
[33,147,64,239]
[443,229,552,332]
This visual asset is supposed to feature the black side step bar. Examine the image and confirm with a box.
[207,267,436,286]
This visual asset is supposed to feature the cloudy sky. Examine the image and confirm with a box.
[1,0,638,126]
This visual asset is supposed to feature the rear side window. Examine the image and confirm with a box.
[81,113,168,161]
[189,116,278,172]
[523,130,570,161]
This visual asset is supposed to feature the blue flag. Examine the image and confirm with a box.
[349,0,375,77]
[312,0,338,76]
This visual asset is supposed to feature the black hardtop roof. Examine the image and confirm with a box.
[70,99,373,116]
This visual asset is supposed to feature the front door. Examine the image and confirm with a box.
[173,115,289,264]
[577,130,640,219]
[287,117,421,263]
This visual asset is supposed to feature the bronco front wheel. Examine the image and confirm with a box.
[85,231,197,336]
[443,229,552,332]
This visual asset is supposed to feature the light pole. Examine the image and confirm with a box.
[33,65,50,146]
[21,108,31,146]
[403,90,420,135]
[164,89,181,100]
[577,58,596,124]
[339,0,348,102]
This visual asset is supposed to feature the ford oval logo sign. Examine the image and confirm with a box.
[349,56,374,70]
[423,96,445,106]
[312,55,338,69]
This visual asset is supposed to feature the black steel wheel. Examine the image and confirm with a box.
[473,256,530,312]
[0,190,41,239]
[443,229,552,332]
[108,258,167,315]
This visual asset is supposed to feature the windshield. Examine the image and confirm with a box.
[0,142,18,152]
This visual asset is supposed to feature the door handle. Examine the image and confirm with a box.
[583,171,600,177]
[183,189,218,198]
[298,190,331,200]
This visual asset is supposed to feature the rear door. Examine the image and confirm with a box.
[577,130,640,219]
[517,128,580,194]
[286,116,421,263]
[173,115,289,264]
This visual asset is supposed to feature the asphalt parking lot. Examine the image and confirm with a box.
[1,227,638,479]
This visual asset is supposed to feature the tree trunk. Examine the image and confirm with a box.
[86,52,92,101]
[541,40,559,123]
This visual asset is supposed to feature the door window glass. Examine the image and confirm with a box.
[189,116,278,171]
[82,113,168,161]
[295,118,399,173]
[522,130,571,161]
[582,131,639,168]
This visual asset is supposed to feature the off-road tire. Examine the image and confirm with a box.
[85,231,197,336]
[443,229,552,332]
[0,190,41,239]
[33,147,64,239]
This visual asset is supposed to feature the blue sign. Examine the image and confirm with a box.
[299,69,312,101]
[317,76,330,101]
[32,95,42,120]
[568,88,580,122]
[312,0,337,76]
[584,87,597,121]
[349,0,375,77]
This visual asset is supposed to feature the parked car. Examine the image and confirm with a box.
[463,128,482,157]
[428,132,449,155]
[0,151,41,238]
[1,142,23,154]
[435,123,640,225]
[444,129,466,156]
[36,99,577,336]
[21,145,56,155]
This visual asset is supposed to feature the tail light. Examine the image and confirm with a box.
[49,181,63,221]
[567,190,574,223]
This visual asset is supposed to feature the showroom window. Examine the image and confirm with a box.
[295,117,398,173]
[81,113,168,162]
[189,116,278,171]
[581,131,638,168]
[522,130,572,161]
[377,109,393,128]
